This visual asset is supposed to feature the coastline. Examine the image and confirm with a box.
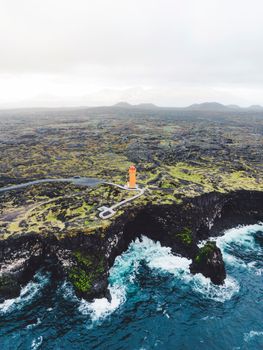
[1,189,262,302]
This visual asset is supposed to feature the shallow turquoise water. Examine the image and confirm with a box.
[0,224,262,349]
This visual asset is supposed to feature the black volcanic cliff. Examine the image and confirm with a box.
[0,190,263,302]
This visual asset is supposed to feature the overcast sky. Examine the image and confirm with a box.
[0,0,263,108]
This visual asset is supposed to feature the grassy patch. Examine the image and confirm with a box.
[69,251,105,294]
[195,241,216,263]
[168,163,205,184]
[69,268,93,293]
[176,227,193,244]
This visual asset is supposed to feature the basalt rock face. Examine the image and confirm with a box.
[0,190,263,301]
[0,232,109,301]
[0,275,20,302]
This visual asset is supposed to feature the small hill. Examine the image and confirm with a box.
[248,105,263,110]
[113,102,133,108]
[186,102,230,111]
[227,104,241,109]
[113,102,159,109]
[134,103,159,109]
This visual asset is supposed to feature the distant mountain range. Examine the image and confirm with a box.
[113,102,159,109]
[1,101,263,112]
[113,101,263,111]
[185,102,263,111]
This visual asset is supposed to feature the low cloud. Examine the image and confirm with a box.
[0,0,263,107]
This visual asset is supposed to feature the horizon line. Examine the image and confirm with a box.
[0,101,263,111]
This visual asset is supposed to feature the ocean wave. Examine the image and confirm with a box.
[78,285,126,322]
[216,223,263,254]
[78,235,240,322]
[0,271,50,315]
[31,336,43,349]
[77,237,176,322]
[213,223,263,274]
[148,251,191,274]
[247,261,263,276]
[26,317,41,330]
[142,237,239,302]
[77,236,168,322]
[191,274,239,302]
[72,225,263,321]
[60,280,78,302]
[59,277,126,323]
[244,330,263,342]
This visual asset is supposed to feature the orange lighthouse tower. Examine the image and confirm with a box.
[129,165,136,189]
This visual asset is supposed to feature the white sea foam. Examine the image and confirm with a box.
[131,236,239,302]
[191,223,263,302]
[244,330,263,342]
[246,261,263,276]
[143,238,239,302]
[78,284,126,322]
[78,235,242,322]
[76,225,263,320]
[191,274,239,302]
[0,272,49,314]
[26,317,41,330]
[60,280,78,302]
[201,315,216,320]
[31,336,43,349]
[255,268,262,276]
[61,276,126,322]
[213,223,263,274]
[148,252,191,273]
[216,223,263,254]
[78,237,176,321]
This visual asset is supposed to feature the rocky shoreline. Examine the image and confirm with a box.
[0,189,263,303]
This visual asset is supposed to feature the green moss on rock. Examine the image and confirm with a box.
[69,251,105,294]
[195,241,216,263]
[73,251,93,267]
[69,268,93,293]
[176,227,193,244]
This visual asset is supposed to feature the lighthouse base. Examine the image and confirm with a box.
[125,183,139,190]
